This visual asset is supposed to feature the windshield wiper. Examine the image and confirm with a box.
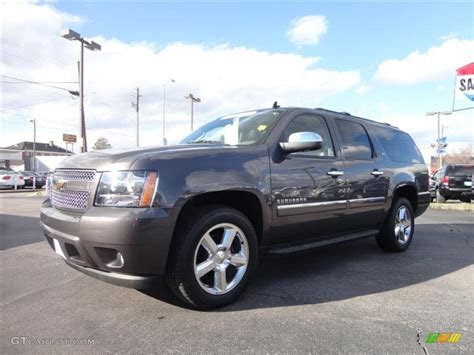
[188,139,224,144]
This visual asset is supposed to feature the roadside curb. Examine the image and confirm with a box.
[429,203,473,212]
[0,189,44,194]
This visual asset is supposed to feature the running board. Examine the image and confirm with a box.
[267,229,380,255]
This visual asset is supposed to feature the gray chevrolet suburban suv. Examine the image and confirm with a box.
[40,107,430,309]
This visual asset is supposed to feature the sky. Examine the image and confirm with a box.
[1,0,473,159]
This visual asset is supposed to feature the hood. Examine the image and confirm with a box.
[57,144,235,171]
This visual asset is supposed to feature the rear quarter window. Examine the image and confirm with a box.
[372,126,424,164]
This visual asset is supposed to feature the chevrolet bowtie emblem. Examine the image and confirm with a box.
[53,178,66,191]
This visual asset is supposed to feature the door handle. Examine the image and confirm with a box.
[327,170,344,177]
[371,170,384,177]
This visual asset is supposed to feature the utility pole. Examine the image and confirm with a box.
[162,79,175,145]
[426,111,452,169]
[184,93,201,131]
[62,29,101,153]
[131,87,142,147]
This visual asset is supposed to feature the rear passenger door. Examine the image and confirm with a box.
[334,119,389,230]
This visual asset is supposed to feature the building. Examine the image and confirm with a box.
[0,141,73,171]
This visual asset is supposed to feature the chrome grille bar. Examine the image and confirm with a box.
[51,169,96,211]
[51,190,90,210]
[54,170,96,182]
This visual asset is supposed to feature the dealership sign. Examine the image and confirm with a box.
[456,62,474,102]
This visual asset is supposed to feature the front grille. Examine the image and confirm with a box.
[52,189,90,210]
[51,169,96,211]
[54,170,96,181]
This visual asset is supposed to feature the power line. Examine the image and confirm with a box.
[0,111,77,127]
[1,118,76,132]
[2,81,78,84]
[0,75,79,95]
[2,97,74,111]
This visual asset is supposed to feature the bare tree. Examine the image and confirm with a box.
[443,144,473,165]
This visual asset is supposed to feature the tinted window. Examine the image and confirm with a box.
[372,126,424,164]
[446,165,473,176]
[335,120,373,160]
[282,114,335,157]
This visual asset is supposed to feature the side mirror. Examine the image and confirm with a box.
[279,132,323,154]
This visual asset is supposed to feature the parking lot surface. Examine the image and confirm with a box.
[1,193,473,354]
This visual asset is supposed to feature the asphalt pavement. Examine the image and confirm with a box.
[1,192,473,354]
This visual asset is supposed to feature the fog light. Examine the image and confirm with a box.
[95,247,124,268]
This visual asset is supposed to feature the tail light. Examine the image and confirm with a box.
[19,176,24,180]
[442,176,449,185]
[2,176,11,180]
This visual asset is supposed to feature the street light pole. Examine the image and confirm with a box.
[80,41,86,152]
[29,119,36,172]
[426,111,452,169]
[162,79,175,145]
[184,93,201,131]
[61,29,101,153]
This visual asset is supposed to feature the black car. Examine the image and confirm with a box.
[430,164,473,203]
[40,107,430,309]
[21,171,46,188]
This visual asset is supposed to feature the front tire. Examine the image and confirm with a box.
[376,197,414,252]
[166,206,258,310]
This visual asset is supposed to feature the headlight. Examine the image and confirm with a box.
[95,171,158,207]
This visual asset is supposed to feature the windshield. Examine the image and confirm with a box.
[180,109,285,145]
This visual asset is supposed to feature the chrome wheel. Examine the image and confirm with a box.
[394,205,412,244]
[193,223,249,295]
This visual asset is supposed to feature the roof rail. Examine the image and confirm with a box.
[314,107,395,127]
[314,107,350,116]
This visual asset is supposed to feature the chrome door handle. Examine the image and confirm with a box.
[327,170,344,177]
[371,170,384,177]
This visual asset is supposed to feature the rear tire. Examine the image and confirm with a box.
[436,189,446,203]
[166,206,258,310]
[460,196,471,203]
[376,197,414,252]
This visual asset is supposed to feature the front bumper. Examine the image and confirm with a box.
[65,260,156,289]
[40,199,176,286]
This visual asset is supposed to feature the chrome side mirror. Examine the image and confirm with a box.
[279,132,323,154]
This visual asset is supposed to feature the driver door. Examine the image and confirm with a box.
[270,113,347,244]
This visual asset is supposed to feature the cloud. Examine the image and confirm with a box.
[373,38,474,85]
[1,3,359,149]
[287,15,328,47]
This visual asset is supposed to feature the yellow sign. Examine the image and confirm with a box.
[63,133,77,143]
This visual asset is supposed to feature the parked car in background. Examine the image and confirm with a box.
[430,164,473,203]
[0,170,25,189]
[21,171,46,188]
[40,106,430,309]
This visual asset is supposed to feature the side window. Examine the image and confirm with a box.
[335,120,373,160]
[371,126,424,164]
[281,114,335,157]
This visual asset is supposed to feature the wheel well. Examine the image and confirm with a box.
[394,185,418,212]
[175,191,264,244]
